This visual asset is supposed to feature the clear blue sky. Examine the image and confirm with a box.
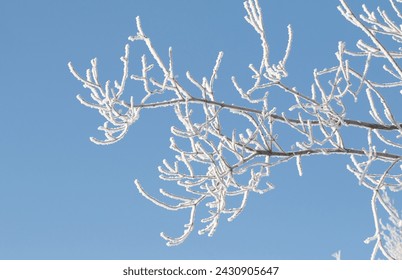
[0,0,383,259]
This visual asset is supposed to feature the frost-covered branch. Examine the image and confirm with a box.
[69,0,402,258]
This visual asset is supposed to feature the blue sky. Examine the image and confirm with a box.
[0,0,387,259]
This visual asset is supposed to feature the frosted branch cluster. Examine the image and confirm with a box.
[69,0,402,258]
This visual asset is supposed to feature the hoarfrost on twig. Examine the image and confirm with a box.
[69,0,402,258]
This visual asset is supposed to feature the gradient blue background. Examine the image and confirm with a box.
[0,0,383,259]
